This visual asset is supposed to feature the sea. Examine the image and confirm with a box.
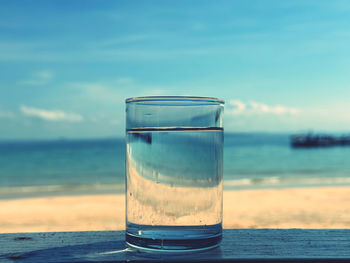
[1,133,350,199]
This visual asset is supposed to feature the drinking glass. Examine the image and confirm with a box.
[125,96,224,252]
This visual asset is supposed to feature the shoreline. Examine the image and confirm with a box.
[1,185,350,233]
[2,180,350,200]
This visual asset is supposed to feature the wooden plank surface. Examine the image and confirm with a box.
[1,229,350,262]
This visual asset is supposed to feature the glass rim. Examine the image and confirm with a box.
[125,96,225,105]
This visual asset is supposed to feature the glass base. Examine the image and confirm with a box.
[126,223,222,252]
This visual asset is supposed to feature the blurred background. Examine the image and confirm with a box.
[1,0,350,232]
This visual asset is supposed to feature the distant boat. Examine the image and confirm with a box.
[290,133,350,148]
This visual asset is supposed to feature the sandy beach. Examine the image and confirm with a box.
[1,186,350,233]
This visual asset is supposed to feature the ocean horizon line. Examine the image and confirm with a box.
[2,130,350,142]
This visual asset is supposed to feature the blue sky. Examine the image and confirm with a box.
[1,0,350,139]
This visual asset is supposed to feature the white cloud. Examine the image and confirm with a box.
[228,100,299,116]
[20,105,83,122]
[19,70,54,85]
[249,101,299,115]
[228,100,246,115]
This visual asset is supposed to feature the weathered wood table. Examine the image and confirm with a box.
[1,229,350,262]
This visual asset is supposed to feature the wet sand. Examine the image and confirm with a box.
[1,186,350,233]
